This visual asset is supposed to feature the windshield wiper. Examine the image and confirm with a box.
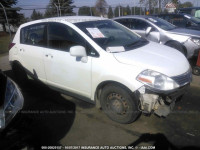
[125,38,148,48]
[125,40,141,48]
[166,26,177,31]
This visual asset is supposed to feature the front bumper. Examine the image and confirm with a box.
[137,84,190,117]
[145,84,190,100]
[183,39,200,59]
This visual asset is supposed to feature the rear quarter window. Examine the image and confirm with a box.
[20,23,47,47]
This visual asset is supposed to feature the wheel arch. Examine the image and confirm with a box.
[94,80,135,108]
[164,40,187,56]
[11,60,23,68]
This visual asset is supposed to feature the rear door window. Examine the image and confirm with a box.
[116,18,151,30]
[162,15,172,23]
[170,15,187,27]
[157,15,166,20]
[130,19,150,30]
[115,19,131,28]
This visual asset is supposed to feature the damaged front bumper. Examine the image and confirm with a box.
[137,84,190,117]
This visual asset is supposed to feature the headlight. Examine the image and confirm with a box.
[0,72,23,129]
[191,38,200,46]
[137,70,179,91]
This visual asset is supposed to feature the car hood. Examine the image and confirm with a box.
[168,28,200,37]
[113,42,190,77]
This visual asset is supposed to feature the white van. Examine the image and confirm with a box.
[9,16,192,123]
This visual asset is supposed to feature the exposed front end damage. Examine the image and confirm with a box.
[137,85,189,117]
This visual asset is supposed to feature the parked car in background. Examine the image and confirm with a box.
[114,15,200,59]
[9,16,191,124]
[155,13,200,31]
[178,7,200,18]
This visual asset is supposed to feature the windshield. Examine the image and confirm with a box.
[147,17,176,31]
[75,20,148,51]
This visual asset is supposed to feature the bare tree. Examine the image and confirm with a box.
[162,0,171,7]
[140,0,158,14]
[140,0,172,14]
[95,0,108,17]
[44,0,74,18]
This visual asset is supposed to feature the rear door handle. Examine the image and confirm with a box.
[45,54,53,58]
[20,49,25,52]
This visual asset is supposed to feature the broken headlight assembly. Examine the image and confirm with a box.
[0,71,24,130]
[136,69,179,91]
[190,37,200,46]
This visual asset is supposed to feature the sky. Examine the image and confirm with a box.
[15,0,200,17]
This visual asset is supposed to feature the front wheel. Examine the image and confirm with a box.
[100,84,140,124]
[193,66,200,76]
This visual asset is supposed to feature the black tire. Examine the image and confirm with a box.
[193,66,200,76]
[100,84,140,124]
[12,63,28,86]
[166,42,187,57]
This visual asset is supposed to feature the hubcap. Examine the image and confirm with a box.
[107,93,128,115]
[195,69,200,74]
[194,67,200,75]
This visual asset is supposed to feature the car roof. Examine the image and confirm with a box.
[114,15,156,20]
[44,16,106,23]
[156,13,189,16]
[156,13,196,19]
[20,16,107,28]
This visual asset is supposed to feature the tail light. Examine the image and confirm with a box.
[8,43,15,50]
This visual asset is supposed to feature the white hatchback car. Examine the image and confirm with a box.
[9,16,192,124]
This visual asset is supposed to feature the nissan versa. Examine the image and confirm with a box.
[9,16,192,124]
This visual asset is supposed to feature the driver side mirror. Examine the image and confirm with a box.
[145,27,152,36]
[70,46,88,63]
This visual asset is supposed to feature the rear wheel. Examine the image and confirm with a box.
[12,63,28,86]
[100,84,140,124]
[166,41,187,57]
